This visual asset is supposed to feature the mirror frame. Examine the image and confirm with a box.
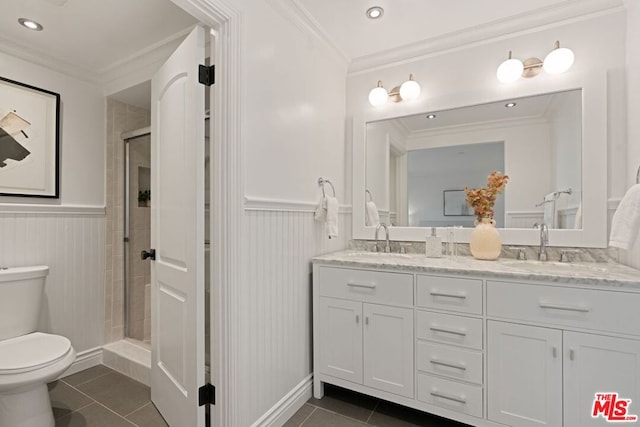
[352,70,607,247]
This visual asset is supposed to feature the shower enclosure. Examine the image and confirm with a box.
[123,128,152,344]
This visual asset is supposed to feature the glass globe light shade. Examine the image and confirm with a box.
[496,58,524,83]
[543,47,574,74]
[368,85,388,107]
[399,79,421,101]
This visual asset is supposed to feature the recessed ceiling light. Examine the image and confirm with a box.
[505,102,517,108]
[426,114,436,119]
[18,18,43,31]
[366,6,384,19]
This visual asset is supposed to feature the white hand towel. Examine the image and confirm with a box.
[543,193,556,228]
[314,196,327,222]
[326,196,339,239]
[573,203,582,229]
[365,201,380,226]
[609,184,640,250]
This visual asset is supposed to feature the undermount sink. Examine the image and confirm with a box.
[345,251,412,259]
[501,260,610,274]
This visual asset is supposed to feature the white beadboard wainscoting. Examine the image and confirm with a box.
[0,207,106,373]
[241,199,351,426]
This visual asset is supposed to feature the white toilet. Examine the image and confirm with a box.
[0,266,76,427]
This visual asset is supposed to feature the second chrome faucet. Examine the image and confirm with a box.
[374,223,391,253]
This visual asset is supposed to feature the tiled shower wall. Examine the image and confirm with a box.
[105,99,150,343]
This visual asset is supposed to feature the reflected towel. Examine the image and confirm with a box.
[365,201,380,226]
[609,184,640,250]
[326,196,339,239]
[543,193,556,228]
[573,203,582,229]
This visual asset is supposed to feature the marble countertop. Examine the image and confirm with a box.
[313,250,640,289]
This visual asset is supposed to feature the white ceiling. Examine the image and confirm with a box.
[0,0,197,77]
[297,0,576,61]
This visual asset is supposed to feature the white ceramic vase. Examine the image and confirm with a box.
[469,217,502,260]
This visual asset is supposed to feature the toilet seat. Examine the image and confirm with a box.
[0,332,72,375]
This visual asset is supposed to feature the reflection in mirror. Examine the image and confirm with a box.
[365,89,582,230]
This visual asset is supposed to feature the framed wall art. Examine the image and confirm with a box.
[0,76,60,198]
[443,189,473,216]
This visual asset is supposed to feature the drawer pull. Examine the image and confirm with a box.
[355,315,360,324]
[430,359,467,371]
[429,326,467,337]
[539,302,590,313]
[430,390,467,405]
[430,291,467,299]
[347,281,377,289]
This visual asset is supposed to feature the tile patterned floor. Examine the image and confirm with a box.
[50,365,168,427]
[284,384,471,427]
[51,366,468,426]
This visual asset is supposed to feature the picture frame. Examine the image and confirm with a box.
[443,190,473,216]
[0,76,60,198]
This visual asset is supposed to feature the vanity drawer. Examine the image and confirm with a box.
[487,281,640,336]
[317,267,413,306]
[416,275,483,314]
[416,311,483,350]
[416,342,483,385]
[417,373,483,418]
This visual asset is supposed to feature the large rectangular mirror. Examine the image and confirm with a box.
[365,90,582,230]
[352,71,607,247]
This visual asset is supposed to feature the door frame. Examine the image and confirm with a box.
[170,1,244,426]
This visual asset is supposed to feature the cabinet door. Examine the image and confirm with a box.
[318,297,363,384]
[363,303,414,398]
[488,321,562,427]
[564,332,640,426]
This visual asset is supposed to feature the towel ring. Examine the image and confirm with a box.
[365,189,373,202]
[318,177,336,197]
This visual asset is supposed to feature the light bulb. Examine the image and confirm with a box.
[496,57,524,83]
[368,81,388,106]
[399,75,420,101]
[543,43,574,74]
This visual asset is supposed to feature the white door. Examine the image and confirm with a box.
[564,332,640,426]
[487,321,562,427]
[150,25,206,427]
[363,303,414,398]
[318,297,363,384]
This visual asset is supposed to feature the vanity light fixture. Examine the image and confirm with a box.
[366,6,384,19]
[368,74,421,107]
[496,40,574,83]
[18,18,43,31]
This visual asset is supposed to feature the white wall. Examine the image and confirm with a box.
[0,52,106,358]
[216,0,350,425]
[347,11,627,230]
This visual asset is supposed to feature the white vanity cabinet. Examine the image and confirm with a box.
[315,267,415,399]
[313,255,640,427]
[487,280,640,427]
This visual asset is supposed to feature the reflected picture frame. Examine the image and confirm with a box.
[0,76,60,198]
[444,190,473,216]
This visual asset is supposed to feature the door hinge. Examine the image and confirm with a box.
[199,383,215,406]
[199,65,215,86]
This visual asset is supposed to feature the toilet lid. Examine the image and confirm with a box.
[0,332,72,374]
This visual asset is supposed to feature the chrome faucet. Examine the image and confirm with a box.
[375,223,391,253]
[538,223,549,261]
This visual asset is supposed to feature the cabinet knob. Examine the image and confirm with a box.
[569,348,575,361]
[552,346,558,358]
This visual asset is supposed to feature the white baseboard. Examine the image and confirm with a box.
[251,374,313,427]
[59,347,103,379]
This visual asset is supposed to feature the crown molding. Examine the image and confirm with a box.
[348,0,624,75]
[266,0,350,66]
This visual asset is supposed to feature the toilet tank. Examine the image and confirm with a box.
[0,266,49,341]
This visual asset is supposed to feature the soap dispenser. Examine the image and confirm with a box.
[425,227,442,258]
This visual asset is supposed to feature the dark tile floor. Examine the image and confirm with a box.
[284,384,471,427]
[51,366,468,426]
[49,365,168,427]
